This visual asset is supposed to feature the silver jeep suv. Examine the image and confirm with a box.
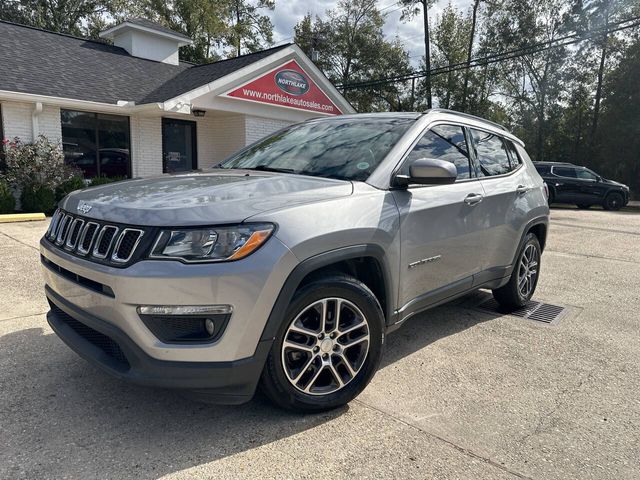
[41,110,549,412]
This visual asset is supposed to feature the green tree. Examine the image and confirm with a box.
[461,0,482,111]
[594,39,640,193]
[135,0,228,63]
[399,0,435,108]
[483,0,569,161]
[294,0,413,112]
[0,0,128,38]
[431,4,470,109]
[224,0,275,57]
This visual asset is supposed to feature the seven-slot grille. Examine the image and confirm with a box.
[46,209,145,264]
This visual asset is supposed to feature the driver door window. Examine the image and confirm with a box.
[576,169,598,181]
[402,124,472,180]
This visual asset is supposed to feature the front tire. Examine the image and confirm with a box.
[260,275,385,412]
[603,192,624,211]
[492,233,541,310]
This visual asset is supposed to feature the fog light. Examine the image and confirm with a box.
[205,318,216,336]
[136,305,232,343]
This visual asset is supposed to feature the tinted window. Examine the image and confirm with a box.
[535,164,551,174]
[505,140,521,170]
[553,167,577,178]
[61,110,130,179]
[220,117,414,181]
[470,128,511,176]
[576,169,598,180]
[402,124,472,179]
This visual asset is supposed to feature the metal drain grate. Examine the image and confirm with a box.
[476,298,568,325]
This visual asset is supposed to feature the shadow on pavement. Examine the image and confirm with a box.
[0,291,502,479]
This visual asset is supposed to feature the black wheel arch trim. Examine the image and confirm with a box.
[259,244,395,342]
[507,216,548,276]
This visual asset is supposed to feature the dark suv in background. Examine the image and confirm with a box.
[534,162,630,210]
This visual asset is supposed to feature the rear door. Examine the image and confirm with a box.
[468,128,531,276]
[392,124,489,311]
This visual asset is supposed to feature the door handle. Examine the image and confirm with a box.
[516,185,530,195]
[464,193,484,205]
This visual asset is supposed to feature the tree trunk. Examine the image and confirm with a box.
[590,29,609,149]
[461,0,480,112]
[422,0,432,109]
[236,1,242,57]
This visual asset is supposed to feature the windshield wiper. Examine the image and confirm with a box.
[245,165,296,174]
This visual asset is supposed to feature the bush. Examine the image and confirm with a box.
[56,175,86,201]
[89,175,126,186]
[21,184,56,214]
[0,179,15,214]
[3,136,81,212]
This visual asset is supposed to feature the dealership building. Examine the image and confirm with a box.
[0,19,355,178]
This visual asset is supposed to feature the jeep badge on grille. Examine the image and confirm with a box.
[77,201,92,214]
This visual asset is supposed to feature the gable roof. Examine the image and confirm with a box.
[0,20,291,105]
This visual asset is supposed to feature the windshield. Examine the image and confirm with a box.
[218,117,415,181]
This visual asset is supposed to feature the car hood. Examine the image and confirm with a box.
[601,178,628,188]
[60,171,354,226]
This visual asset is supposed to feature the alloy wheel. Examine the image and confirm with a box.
[518,244,539,299]
[281,298,370,396]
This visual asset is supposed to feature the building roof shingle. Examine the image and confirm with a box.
[0,20,290,105]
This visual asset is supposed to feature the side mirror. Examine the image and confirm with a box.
[394,158,457,187]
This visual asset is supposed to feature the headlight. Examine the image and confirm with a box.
[150,223,274,262]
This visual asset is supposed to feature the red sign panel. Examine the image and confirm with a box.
[225,60,342,115]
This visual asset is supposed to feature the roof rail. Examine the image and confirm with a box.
[428,108,509,132]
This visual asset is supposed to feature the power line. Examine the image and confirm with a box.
[337,15,640,90]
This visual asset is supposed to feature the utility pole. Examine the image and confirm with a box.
[421,0,432,109]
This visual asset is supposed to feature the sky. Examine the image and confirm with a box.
[268,0,473,67]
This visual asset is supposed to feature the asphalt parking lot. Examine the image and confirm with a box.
[1,207,639,479]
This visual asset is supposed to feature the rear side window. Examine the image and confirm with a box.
[553,166,576,178]
[402,124,472,179]
[505,140,522,170]
[535,164,551,174]
[469,128,511,176]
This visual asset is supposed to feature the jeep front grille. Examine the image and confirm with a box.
[46,209,147,266]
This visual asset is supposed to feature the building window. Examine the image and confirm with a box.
[61,110,131,178]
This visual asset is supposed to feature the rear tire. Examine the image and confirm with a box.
[492,233,541,310]
[603,192,623,211]
[260,275,385,413]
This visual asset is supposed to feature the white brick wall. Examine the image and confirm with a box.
[1,102,32,142]
[197,113,246,167]
[131,115,163,177]
[38,105,62,142]
[244,115,292,145]
[0,101,61,144]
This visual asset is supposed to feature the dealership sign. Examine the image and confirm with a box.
[224,60,342,115]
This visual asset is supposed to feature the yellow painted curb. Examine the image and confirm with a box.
[0,213,47,223]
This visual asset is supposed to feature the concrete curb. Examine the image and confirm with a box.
[0,213,47,223]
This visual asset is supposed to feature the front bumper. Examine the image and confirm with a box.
[46,287,271,403]
[40,235,298,362]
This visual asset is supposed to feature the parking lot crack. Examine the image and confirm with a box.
[517,366,598,446]
[0,231,40,252]
[354,399,534,480]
